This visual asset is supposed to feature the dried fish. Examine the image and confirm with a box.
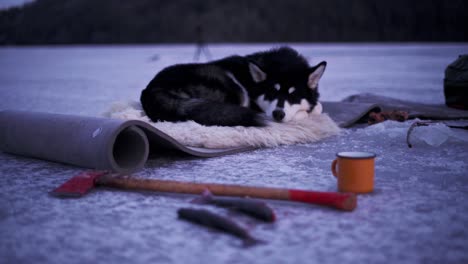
[192,190,275,222]
[177,208,262,247]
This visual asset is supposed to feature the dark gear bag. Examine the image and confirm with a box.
[444,55,468,110]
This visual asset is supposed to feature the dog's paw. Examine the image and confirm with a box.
[291,102,322,121]
[310,102,323,115]
[292,111,309,121]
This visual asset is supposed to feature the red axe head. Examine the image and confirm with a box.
[50,171,108,197]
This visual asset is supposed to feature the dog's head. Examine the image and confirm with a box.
[249,60,326,122]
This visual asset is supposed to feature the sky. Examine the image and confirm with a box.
[0,0,33,10]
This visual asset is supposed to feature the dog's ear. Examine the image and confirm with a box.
[308,61,327,90]
[248,62,267,83]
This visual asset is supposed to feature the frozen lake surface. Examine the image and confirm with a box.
[1,44,467,264]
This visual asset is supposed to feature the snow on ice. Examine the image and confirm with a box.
[0,44,467,264]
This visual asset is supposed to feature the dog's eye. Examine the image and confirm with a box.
[288,87,295,94]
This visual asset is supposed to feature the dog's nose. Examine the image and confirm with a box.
[272,110,285,121]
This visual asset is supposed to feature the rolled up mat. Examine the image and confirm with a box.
[0,110,255,173]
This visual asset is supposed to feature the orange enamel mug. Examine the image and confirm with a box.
[331,152,376,193]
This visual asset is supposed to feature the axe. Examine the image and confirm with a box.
[51,171,357,211]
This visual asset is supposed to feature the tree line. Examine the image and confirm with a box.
[0,0,466,45]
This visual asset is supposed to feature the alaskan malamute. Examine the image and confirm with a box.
[140,47,326,126]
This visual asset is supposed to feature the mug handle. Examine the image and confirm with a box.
[331,159,338,178]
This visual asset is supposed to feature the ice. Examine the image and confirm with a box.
[363,120,407,139]
[410,122,468,147]
[411,122,451,147]
[1,44,468,264]
[362,120,468,148]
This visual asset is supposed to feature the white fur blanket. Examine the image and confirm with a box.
[103,101,340,149]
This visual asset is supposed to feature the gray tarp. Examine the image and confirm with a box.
[1,94,467,172]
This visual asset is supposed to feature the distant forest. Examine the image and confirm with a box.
[0,0,467,45]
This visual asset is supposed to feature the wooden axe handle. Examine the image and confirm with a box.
[96,175,357,211]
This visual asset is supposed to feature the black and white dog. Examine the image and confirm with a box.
[140,47,326,126]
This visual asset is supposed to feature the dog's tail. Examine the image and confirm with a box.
[141,90,267,127]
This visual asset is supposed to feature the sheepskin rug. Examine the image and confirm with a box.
[103,101,340,149]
